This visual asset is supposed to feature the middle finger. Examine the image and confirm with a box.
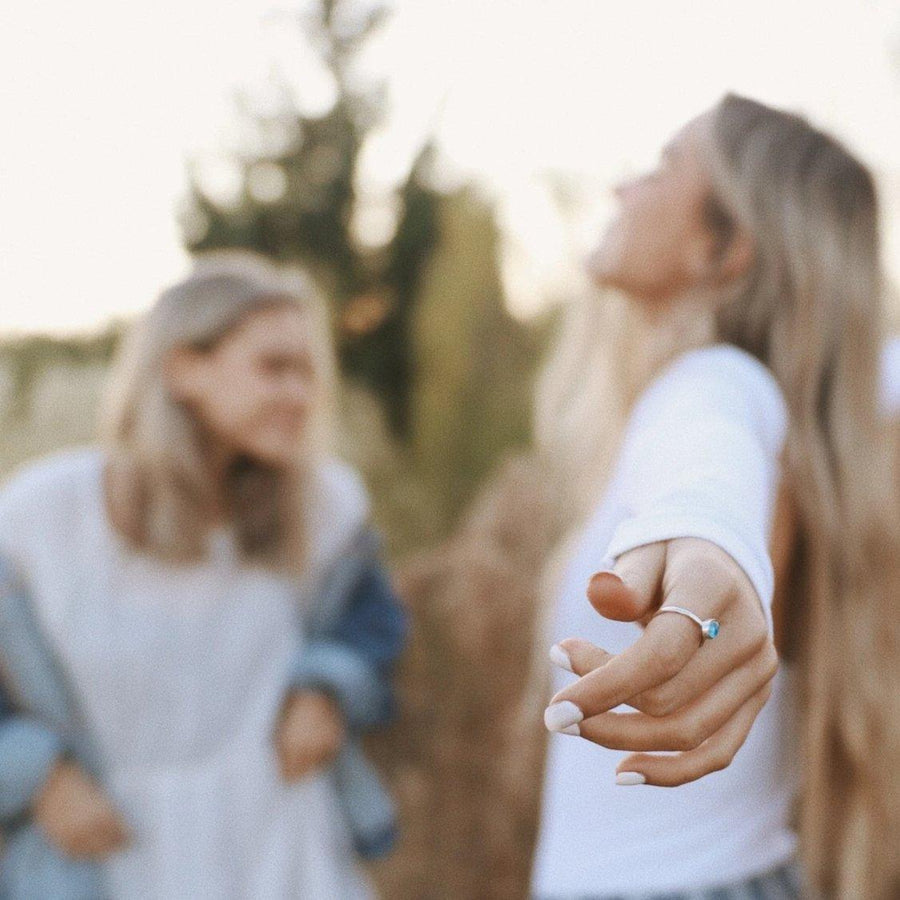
[573,645,778,752]
[544,612,704,732]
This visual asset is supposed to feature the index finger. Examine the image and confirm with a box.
[544,613,701,731]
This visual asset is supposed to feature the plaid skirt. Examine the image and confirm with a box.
[535,860,808,900]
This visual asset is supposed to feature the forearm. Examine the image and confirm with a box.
[289,556,408,731]
[0,708,64,823]
[288,641,394,730]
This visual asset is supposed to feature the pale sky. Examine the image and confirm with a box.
[2,0,900,332]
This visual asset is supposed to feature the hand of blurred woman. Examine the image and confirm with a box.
[545,537,778,787]
[32,760,131,858]
[275,690,345,781]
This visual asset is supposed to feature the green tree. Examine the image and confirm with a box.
[410,189,546,530]
[181,0,439,437]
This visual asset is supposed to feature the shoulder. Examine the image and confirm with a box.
[633,344,788,451]
[881,336,900,417]
[0,447,103,518]
[0,447,103,569]
[651,344,785,413]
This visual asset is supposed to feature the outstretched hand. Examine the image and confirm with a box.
[544,537,778,786]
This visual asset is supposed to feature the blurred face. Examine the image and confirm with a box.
[167,304,317,467]
[587,113,721,304]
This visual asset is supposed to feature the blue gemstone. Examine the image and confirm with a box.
[706,621,720,639]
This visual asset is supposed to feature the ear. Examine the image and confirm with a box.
[163,346,205,403]
[685,236,713,279]
[715,229,754,284]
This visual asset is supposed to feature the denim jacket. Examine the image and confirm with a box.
[0,526,407,899]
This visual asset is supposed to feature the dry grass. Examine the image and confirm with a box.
[369,453,562,899]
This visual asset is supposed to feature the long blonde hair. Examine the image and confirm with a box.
[709,95,900,900]
[101,251,338,569]
[538,95,900,897]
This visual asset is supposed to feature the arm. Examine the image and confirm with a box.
[0,687,64,825]
[0,556,66,826]
[545,348,787,786]
[606,347,786,628]
[276,548,408,780]
[0,576,130,857]
[0,464,130,854]
[288,555,409,732]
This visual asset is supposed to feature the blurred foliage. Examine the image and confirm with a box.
[334,189,553,563]
[369,452,563,899]
[409,189,546,534]
[0,327,122,422]
[182,0,440,438]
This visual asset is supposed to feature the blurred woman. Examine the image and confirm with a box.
[0,252,407,899]
[531,95,900,899]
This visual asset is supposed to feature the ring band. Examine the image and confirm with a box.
[654,606,720,644]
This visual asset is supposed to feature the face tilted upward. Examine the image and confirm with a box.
[587,113,723,306]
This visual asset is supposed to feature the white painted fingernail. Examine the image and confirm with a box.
[560,723,581,736]
[615,772,646,786]
[544,700,584,732]
[548,644,574,673]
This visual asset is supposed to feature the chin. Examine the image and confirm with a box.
[586,236,625,289]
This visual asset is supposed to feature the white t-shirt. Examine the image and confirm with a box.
[532,345,796,897]
[0,449,373,900]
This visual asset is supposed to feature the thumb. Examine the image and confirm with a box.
[587,542,666,622]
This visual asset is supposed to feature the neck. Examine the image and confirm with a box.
[197,432,237,526]
[625,286,718,384]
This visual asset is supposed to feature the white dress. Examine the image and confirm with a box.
[532,345,798,897]
[0,448,374,900]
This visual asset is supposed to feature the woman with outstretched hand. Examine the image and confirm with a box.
[531,95,899,899]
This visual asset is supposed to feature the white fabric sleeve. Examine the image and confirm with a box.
[605,346,788,631]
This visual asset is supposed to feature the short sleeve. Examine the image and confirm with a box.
[605,346,788,631]
[0,448,98,574]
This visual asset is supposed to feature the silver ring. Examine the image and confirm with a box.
[654,606,720,644]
